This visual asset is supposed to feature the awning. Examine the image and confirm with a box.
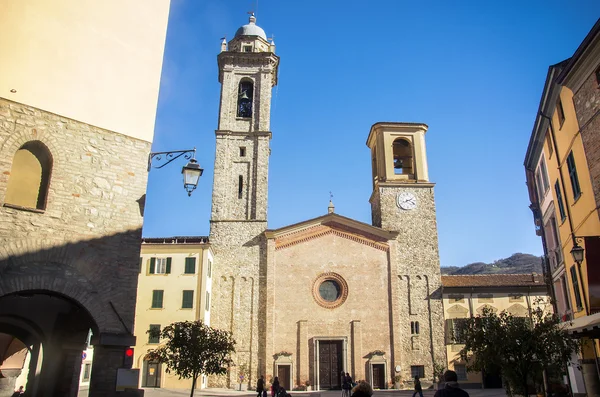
[565,312,600,338]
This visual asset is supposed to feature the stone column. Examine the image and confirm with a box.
[297,320,308,385]
[55,347,84,397]
[89,345,124,397]
[351,320,363,381]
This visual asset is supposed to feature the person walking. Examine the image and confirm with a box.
[342,373,353,397]
[433,370,470,397]
[257,375,265,397]
[412,375,423,397]
[272,376,280,397]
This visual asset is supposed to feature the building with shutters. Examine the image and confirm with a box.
[441,274,550,389]
[132,237,213,389]
[525,18,600,397]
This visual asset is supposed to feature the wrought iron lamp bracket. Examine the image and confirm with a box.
[147,148,196,171]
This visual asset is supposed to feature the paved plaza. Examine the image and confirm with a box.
[78,387,507,397]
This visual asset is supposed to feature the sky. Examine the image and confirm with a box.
[143,0,600,268]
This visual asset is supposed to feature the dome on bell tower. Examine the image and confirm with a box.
[234,14,267,40]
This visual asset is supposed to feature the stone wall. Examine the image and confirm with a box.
[572,71,600,215]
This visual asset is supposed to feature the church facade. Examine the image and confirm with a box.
[209,15,446,390]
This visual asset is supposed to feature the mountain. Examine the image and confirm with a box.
[441,253,543,275]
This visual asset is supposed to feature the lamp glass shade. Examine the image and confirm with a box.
[182,159,203,195]
[570,244,585,264]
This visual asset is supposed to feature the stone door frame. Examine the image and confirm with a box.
[274,355,293,391]
[313,336,348,391]
[367,354,388,389]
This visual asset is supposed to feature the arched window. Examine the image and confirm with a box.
[411,321,420,335]
[392,138,413,176]
[5,141,53,210]
[237,80,254,118]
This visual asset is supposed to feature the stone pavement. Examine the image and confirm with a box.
[78,387,508,397]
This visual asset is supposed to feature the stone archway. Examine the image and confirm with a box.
[0,291,99,396]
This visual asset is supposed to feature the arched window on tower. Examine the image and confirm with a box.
[392,138,413,177]
[237,80,254,118]
[4,141,53,210]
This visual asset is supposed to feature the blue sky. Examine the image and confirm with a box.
[143,0,600,268]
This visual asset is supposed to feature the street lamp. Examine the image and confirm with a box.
[148,148,204,197]
[570,234,585,265]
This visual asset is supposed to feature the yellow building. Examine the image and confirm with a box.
[441,274,549,389]
[133,237,213,389]
[525,19,600,397]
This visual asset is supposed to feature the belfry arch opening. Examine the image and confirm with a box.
[0,290,99,395]
[237,79,254,118]
[5,140,53,210]
[392,138,413,177]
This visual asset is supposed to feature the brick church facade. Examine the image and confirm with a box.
[208,15,446,391]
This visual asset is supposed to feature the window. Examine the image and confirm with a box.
[82,363,91,381]
[392,138,413,176]
[562,275,572,311]
[238,175,244,199]
[535,158,550,200]
[208,260,212,278]
[546,130,553,158]
[240,147,246,157]
[555,181,566,221]
[149,257,171,274]
[182,290,194,309]
[411,365,425,379]
[411,321,420,335]
[206,292,211,311]
[148,324,160,344]
[139,257,143,273]
[570,266,583,311]
[237,80,253,118]
[446,319,468,344]
[151,290,164,309]
[567,152,581,200]
[184,257,196,274]
[454,364,467,381]
[243,45,252,52]
[5,140,53,210]
[557,98,565,127]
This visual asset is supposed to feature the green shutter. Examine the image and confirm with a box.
[182,290,194,308]
[185,257,196,274]
[148,324,160,343]
[139,257,143,273]
[166,257,172,274]
[149,257,156,274]
[152,290,164,308]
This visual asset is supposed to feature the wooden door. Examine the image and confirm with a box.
[144,361,161,387]
[319,341,342,389]
[278,365,291,390]
[372,364,385,389]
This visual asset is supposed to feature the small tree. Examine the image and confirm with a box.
[458,305,578,396]
[147,320,236,397]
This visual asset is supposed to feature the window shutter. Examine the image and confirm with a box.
[445,319,454,345]
[166,257,172,274]
[185,257,196,274]
[139,257,143,273]
[182,290,194,308]
[149,257,156,274]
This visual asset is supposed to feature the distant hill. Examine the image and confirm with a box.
[441,253,543,275]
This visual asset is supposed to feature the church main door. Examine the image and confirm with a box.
[318,340,343,390]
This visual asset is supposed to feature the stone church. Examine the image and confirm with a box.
[209,15,446,391]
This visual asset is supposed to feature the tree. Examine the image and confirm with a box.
[146,320,236,397]
[457,305,578,396]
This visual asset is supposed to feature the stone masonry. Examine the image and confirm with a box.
[0,97,150,396]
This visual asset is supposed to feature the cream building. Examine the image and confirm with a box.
[207,15,446,392]
[441,274,550,389]
[133,237,213,389]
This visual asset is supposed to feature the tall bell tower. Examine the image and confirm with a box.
[366,122,447,379]
[209,14,279,387]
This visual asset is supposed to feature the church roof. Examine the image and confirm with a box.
[234,14,267,40]
[265,212,398,251]
[441,273,544,288]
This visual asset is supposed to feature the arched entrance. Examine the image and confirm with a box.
[0,290,98,396]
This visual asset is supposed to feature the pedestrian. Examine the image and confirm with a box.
[272,376,280,397]
[351,381,373,397]
[342,372,353,397]
[433,370,470,397]
[412,375,423,397]
[257,375,265,397]
[11,386,24,397]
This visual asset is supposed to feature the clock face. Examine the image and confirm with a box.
[397,192,417,210]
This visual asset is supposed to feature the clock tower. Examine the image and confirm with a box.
[366,122,446,374]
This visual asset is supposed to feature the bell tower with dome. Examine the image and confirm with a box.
[209,14,279,387]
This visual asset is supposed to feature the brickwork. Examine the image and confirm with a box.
[572,71,600,214]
